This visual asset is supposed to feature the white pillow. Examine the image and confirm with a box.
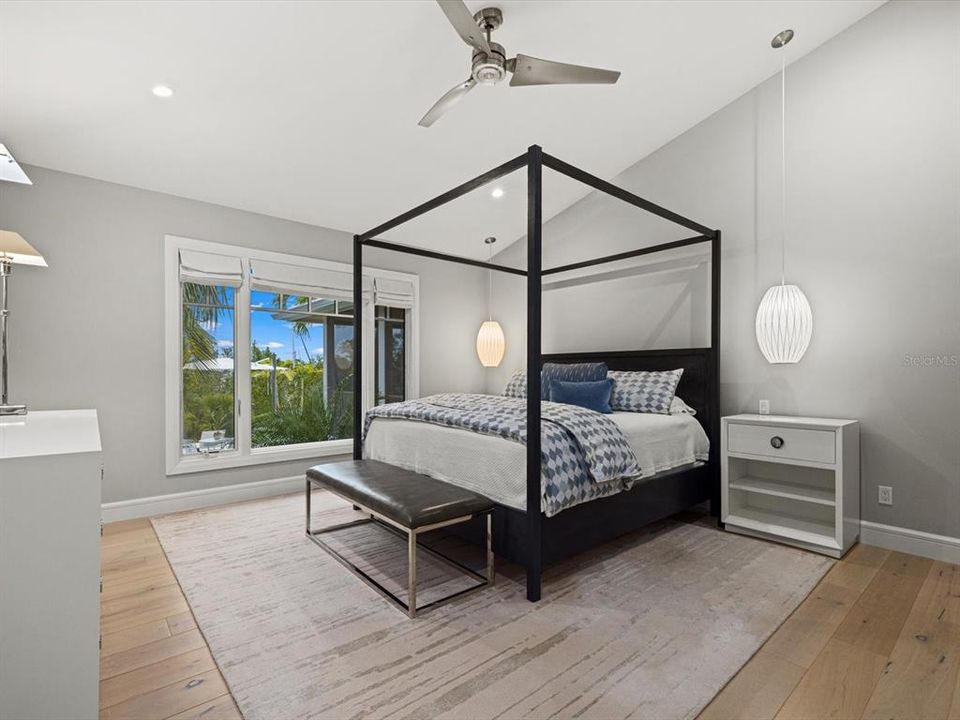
[669,396,697,415]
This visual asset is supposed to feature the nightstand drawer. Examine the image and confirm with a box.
[728,423,835,464]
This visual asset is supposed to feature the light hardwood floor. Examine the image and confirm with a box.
[101,517,960,720]
[99,518,241,720]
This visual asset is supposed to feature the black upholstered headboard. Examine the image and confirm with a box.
[541,348,719,453]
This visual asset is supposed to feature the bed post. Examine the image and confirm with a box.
[709,230,722,518]
[353,234,363,461]
[526,145,543,602]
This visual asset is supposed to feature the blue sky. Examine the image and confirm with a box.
[202,291,326,363]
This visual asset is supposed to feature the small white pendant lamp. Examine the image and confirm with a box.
[756,29,813,364]
[476,236,505,367]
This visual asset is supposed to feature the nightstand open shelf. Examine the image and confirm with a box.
[721,415,860,558]
[729,476,835,506]
[725,507,837,547]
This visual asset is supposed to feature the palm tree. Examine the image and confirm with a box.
[182,283,230,369]
[275,293,315,362]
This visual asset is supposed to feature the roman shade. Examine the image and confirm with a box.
[248,259,372,301]
[179,249,243,288]
[374,277,415,308]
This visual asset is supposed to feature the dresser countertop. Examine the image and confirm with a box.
[0,409,101,460]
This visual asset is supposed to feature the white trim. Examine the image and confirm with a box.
[164,234,420,476]
[167,439,352,476]
[860,520,960,564]
[101,474,314,522]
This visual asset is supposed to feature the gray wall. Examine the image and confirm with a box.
[489,0,960,537]
[0,166,488,503]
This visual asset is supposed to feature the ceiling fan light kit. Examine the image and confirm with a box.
[755,28,813,364]
[420,1,622,127]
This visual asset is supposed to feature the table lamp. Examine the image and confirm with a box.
[0,230,46,415]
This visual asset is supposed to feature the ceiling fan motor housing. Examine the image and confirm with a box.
[472,41,506,85]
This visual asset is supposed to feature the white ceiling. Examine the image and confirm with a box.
[0,0,882,259]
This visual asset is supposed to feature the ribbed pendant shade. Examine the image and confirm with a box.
[756,30,813,365]
[476,320,505,367]
[755,284,812,364]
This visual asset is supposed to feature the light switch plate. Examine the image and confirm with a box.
[759,399,770,415]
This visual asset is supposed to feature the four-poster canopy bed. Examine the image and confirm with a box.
[352,145,721,602]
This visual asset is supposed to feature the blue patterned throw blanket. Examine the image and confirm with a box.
[363,393,641,516]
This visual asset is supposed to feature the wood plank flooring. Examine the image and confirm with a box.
[701,545,960,720]
[99,518,241,720]
[102,517,959,719]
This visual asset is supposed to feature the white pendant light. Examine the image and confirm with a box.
[756,29,813,364]
[476,236,505,367]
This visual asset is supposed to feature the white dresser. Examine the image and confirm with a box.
[721,414,860,558]
[0,410,102,720]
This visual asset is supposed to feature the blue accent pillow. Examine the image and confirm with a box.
[540,362,607,400]
[550,378,614,414]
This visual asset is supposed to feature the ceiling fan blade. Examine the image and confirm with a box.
[436,0,491,54]
[508,54,621,87]
[418,78,477,127]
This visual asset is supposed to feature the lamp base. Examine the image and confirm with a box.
[0,404,27,416]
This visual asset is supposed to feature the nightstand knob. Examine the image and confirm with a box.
[770,435,785,449]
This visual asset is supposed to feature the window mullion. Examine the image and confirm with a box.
[235,274,253,457]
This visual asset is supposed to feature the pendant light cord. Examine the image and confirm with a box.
[487,242,493,321]
[780,51,787,286]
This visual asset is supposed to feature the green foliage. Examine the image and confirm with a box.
[251,374,353,447]
[182,369,235,441]
[182,283,231,370]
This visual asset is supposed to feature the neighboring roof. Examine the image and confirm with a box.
[183,358,292,372]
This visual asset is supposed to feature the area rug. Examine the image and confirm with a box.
[152,491,832,720]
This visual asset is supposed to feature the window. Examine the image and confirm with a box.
[180,283,236,456]
[249,292,353,448]
[165,236,418,475]
[375,306,405,405]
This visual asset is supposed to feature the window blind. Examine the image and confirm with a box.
[248,258,372,301]
[374,277,415,308]
[179,249,244,288]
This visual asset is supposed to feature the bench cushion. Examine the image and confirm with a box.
[306,460,493,529]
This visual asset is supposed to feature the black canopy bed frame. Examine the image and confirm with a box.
[353,145,721,603]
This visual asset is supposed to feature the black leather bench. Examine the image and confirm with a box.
[305,460,494,618]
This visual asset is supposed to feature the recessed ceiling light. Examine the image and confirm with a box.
[152,84,174,98]
[491,187,504,199]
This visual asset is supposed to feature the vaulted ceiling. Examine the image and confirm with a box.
[0,1,882,257]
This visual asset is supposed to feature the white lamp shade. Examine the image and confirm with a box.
[755,284,812,363]
[476,320,505,367]
[0,230,46,267]
[0,144,32,185]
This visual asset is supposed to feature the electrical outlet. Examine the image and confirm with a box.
[759,399,770,415]
[878,485,893,506]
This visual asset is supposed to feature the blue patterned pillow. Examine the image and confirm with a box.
[541,362,608,400]
[501,370,527,399]
[608,369,684,414]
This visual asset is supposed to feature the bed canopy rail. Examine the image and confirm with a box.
[353,145,720,602]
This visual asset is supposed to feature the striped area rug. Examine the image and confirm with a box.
[152,491,831,720]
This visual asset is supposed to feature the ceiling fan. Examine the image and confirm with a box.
[419,0,621,127]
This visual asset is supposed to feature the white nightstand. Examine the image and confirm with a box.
[721,414,860,558]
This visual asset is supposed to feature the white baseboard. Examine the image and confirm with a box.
[101,475,305,522]
[860,520,960,564]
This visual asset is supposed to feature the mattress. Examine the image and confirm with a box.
[364,410,709,512]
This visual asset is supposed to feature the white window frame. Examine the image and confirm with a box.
[164,234,420,476]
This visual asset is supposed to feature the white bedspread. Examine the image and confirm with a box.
[364,411,709,511]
